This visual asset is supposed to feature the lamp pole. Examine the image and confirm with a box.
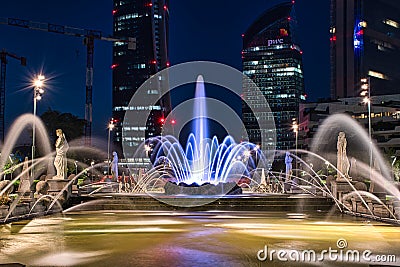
[107,119,115,176]
[361,77,372,182]
[292,120,299,174]
[31,74,45,178]
[171,119,176,136]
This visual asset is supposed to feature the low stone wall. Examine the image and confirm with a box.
[343,197,400,223]
[0,199,62,223]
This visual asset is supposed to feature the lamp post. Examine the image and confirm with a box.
[31,74,45,178]
[325,160,330,177]
[107,119,115,176]
[171,119,176,136]
[292,120,299,174]
[361,77,372,181]
[144,144,151,157]
[91,160,94,182]
[254,144,260,168]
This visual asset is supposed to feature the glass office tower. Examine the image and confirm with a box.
[242,1,305,152]
[330,0,400,98]
[112,0,170,163]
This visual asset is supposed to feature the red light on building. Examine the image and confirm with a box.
[357,29,364,35]
[159,118,165,124]
[166,61,170,67]
[300,50,303,54]
[279,28,288,36]
[330,35,337,41]
[111,64,119,69]
[292,0,295,4]
[171,119,176,124]
[287,17,291,21]
[150,60,157,64]
[112,10,117,15]
[164,5,167,10]
[241,33,245,37]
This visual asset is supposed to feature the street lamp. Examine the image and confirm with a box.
[32,74,45,177]
[325,160,330,177]
[254,144,260,168]
[107,119,115,176]
[361,77,372,181]
[171,119,176,136]
[292,119,298,160]
[144,144,151,157]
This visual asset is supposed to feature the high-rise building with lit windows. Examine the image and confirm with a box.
[112,0,170,161]
[242,1,305,152]
[330,0,400,99]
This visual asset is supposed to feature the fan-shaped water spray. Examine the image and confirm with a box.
[148,75,268,186]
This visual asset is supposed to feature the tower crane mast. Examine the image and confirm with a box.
[0,49,26,142]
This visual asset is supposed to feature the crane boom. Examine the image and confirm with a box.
[0,16,136,145]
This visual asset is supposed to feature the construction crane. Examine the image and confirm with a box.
[0,49,26,142]
[0,17,136,145]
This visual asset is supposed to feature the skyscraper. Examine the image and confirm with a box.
[112,0,170,161]
[330,0,400,99]
[242,1,305,152]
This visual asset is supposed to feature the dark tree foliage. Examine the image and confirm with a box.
[40,108,86,143]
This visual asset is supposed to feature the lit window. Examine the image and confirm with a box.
[358,21,367,28]
[243,70,255,75]
[368,70,388,80]
[383,19,399,28]
[147,90,159,94]
[329,27,336,34]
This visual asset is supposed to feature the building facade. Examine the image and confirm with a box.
[112,0,170,161]
[242,1,305,152]
[299,95,400,158]
[330,0,400,99]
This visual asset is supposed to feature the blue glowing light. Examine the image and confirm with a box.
[354,20,364,50]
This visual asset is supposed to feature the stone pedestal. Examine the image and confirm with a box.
[0,205,9,218]
[18,193,34,203]
[369,180,387,200]
[47,179,72,204]
[331,180,353,203]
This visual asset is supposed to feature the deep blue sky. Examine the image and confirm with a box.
[0,0,330,140]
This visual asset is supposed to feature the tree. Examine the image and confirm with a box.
[40,108,86,142]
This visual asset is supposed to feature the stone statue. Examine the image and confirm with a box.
[35,181,49,196]
[285,151,293,181]
[0,180,13,204]
[111,151,118,181]
[53,129,69,180]
[337,131,350,180]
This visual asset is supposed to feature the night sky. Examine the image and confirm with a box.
[0,0,330,142]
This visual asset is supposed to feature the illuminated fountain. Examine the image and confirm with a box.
[1,61,400,266]
[139,75,270,195]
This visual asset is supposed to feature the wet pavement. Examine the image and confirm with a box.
[1,209,400,266]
